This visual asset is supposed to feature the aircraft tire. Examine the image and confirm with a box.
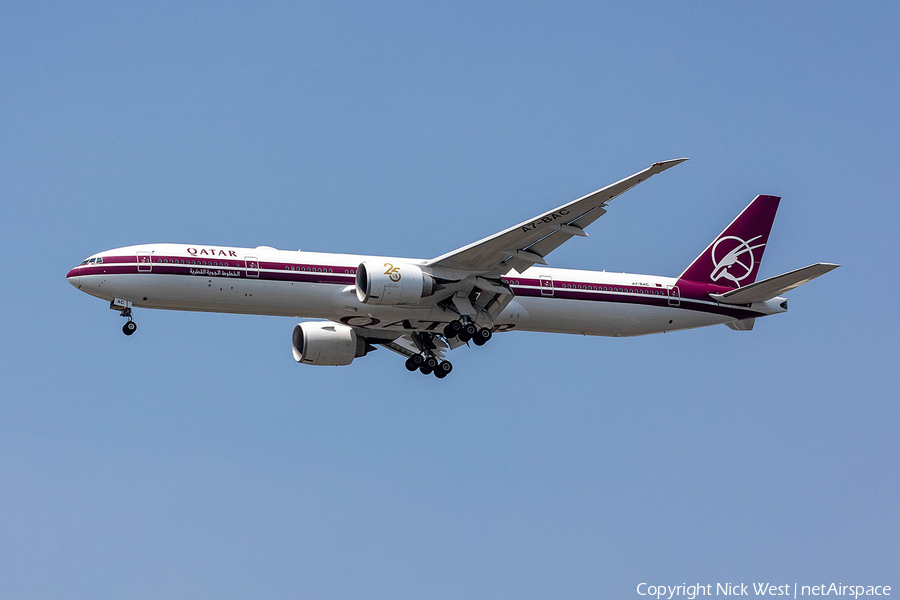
[123,321,137,336]
[443,321,462,338]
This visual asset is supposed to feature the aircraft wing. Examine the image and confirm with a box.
[426,158,688,275]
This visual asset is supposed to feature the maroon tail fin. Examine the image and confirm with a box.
[678,195,780,289]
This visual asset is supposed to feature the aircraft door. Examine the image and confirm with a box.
[136,251,152,272]
[540,275,554,296]
[667,285,681,306]
[245,256,260,278]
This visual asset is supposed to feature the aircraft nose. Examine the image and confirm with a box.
[66,268,81,289]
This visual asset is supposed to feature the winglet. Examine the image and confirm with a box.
[653,157,690,168]
[641,158,689,181]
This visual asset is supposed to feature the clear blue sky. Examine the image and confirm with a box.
[1,2,897,598]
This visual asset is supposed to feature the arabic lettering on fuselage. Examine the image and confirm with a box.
[189,268,240,277]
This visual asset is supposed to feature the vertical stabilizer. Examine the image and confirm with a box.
[678,195,780,288]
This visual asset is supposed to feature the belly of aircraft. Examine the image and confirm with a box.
[79,273,730,336]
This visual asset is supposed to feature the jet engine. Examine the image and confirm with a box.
[355,261,435,305]
[291,321,369,366]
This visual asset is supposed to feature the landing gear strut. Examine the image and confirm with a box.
[111,299,137,336]
[121,307,137,336]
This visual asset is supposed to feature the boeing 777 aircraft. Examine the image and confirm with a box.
[67,159,838,378]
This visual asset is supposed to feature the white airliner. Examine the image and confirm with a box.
[67,159,838,378]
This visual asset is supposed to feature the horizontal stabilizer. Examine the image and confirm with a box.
[711,263,840,304]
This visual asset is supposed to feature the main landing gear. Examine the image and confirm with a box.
[405,353,453,379]
[405,331,453,379]
[443,318,492,346]
[402,319,494,379]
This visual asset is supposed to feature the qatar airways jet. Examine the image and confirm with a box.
[67,159,838,378]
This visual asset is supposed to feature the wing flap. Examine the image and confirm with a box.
[711,263,840,304]
[377,333,459,360]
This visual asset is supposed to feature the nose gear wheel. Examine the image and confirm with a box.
[118,306,137,336]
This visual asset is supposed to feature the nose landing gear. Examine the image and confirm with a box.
[110,299,137,336]
[122,317,137,336]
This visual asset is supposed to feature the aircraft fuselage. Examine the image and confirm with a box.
[66,243,785,338]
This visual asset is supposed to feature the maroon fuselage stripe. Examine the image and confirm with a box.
[70,255,760,320]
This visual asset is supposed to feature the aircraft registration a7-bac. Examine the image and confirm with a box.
[67,159,838,379]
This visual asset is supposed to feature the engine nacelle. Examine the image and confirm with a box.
[291,321,368,366]
[355,261,435,305]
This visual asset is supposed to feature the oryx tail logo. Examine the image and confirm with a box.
[710,235,765,287]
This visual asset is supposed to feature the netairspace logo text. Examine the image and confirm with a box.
[636,583,891,600]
